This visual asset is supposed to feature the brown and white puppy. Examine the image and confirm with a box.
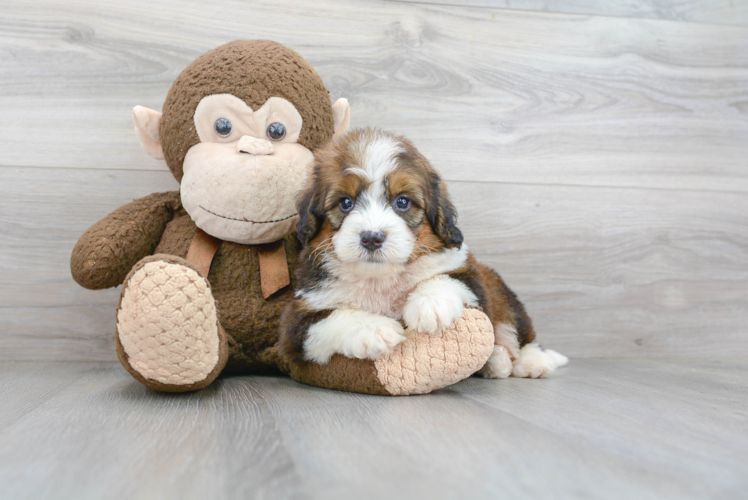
[280,129,568,378]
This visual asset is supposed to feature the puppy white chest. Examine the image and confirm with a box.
[299,246,471,318]
[311,272,412,318]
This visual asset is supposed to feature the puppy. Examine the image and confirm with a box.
[280,128,568,378]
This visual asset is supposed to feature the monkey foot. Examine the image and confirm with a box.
[374,308,495,395]
[286,308,494,396]
[116,255,228,392]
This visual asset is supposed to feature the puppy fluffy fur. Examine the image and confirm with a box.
[280,128,567,378]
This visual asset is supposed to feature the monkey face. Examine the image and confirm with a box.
[131,40,352,245]
[180,94,314,244]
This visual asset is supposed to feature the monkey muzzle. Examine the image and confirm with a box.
[237,135,274,156]
[180,140,314,245]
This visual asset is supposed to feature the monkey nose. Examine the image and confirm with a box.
[237,135,274,156]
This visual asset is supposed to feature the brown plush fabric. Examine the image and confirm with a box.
[115,254,230,392]
[160,40,335,182]
[70,191,181,289]
[286,355,391,396]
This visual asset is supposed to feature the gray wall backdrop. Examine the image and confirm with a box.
[1,0,746,361]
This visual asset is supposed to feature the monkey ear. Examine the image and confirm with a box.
[295,179,326,245]
[331,98,350,139]
[427,176,464,249]
[132,105,164,160]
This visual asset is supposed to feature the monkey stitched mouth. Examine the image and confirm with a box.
[199,205,298,224]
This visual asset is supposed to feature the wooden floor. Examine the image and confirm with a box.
[0,359,746,499]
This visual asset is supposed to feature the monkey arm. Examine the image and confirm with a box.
[71,191,181,290]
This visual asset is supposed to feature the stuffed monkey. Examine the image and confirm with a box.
[71,40,494,395]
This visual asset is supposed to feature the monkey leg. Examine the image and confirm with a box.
[115,255,229,392]
[284,308,495,396]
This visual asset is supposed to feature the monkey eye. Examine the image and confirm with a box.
[394,196,411,211]
[214,118,233,138]
[339,196,355,213]
[267,122,286,141]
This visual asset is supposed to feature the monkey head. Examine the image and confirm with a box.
[131,40,350,244]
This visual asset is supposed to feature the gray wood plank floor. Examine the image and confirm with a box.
[0,359,746,499]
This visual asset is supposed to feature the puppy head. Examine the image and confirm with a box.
[296,128,463,275]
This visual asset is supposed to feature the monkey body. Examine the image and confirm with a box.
[72,190,299,373]
[155,210,301,373]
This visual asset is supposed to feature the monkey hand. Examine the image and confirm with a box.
[71,191,180,290]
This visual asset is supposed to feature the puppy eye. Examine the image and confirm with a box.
[394,196,411,211]
[215,118,232,138]
[339,196,355,213]
[267,122,286,141]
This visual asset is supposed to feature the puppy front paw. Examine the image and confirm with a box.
[304,310,408,364]
[403,285,465,335]
[342,317,407,360]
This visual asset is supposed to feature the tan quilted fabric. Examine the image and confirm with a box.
[375,308,494,395]
[117,261,220,385]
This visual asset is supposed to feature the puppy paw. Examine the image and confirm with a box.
[403,279,467,334]
[304,311,408,364]
[511,343,569,378]
[342,317,407,360]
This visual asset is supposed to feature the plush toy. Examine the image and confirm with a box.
[70,40,495,395]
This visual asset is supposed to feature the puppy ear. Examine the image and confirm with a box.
[427,175,464,248]
[296,175,326,245]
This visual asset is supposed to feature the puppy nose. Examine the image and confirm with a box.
[237,135,274,156]
[360,231,386,251]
